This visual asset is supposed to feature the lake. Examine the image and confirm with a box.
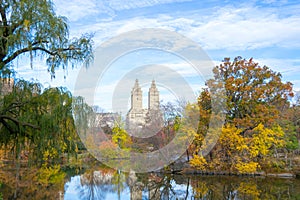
[64,171,300,200]
[1,162,300,199]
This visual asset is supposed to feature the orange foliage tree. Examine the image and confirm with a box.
[190,57,294,173]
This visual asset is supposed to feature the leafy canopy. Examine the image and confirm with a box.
[207,56,293,132]
[190,57,294,173]
[0,80,81,163]
[0,0,94,163]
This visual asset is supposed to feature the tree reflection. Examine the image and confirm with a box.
[75,171,299,200]
[189,176,300,200]
[1,163,300,199]
[79,170,105,200]
[0,163,65,199]
[78,168,128,200]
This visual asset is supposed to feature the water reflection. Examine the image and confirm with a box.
[64,169,300,200]
[1,164,300,199]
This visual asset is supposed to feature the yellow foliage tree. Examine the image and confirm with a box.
[188,57,292,172]
[208,125,248,171]
[235,161,260,173]
[190,154,208,170]
[112,124,132,150]
[249,124,285,158]
[219,125,248,155]
[193,123,285,173]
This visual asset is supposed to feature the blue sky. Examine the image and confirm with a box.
[16,0,300,111]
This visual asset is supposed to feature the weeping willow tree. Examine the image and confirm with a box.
[0,80,84,163]
[0,0,93,163]
[0,0,93,78]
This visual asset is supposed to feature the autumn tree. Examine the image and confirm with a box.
[207,56,293,132]
[192,89,211,152]
[191,57,294,173]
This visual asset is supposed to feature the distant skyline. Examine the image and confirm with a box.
[14,0,300,110]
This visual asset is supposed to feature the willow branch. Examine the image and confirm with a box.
[3,45,79,65]
[0,115,40,129]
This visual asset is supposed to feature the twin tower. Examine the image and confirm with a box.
[126,79,160,129]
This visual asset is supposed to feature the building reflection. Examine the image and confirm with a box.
[1,163,300,199]
[79,169,171,200]
[68,168,300,200]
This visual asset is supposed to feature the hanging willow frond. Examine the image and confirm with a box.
[0,0,93,78]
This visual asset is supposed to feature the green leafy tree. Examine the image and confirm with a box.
[0,80,81,163]
[0,0,93,163]
[279,97,300,151]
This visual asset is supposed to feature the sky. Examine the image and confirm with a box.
[16,0,300,112]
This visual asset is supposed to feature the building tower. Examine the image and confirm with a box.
[148,80,159,110]
[127,79,162,131]
[127,79,147,128]
[131,79,143,111]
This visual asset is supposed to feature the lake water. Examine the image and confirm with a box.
[1,163,300,199]
[64,170,300,200]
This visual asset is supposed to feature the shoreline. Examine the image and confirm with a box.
[1,155,299,179]
[160,166,298,178]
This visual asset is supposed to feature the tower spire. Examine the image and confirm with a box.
[148,80,159,110]
[131,79,143,110]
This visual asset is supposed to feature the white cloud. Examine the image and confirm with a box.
[186,6,300,50]
[15,1,300,106]
[53,0,103,21]
[107,0,192,11]
[72,4,300,52]
[16,60,81,92]
[53,0,193,22]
